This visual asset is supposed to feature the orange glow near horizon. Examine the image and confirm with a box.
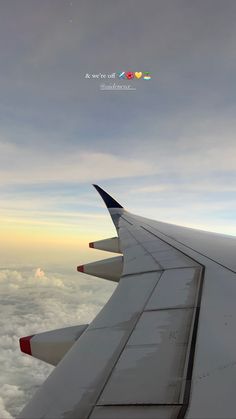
[0,215,114,267]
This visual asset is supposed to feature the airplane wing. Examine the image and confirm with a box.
[18,185,236,419]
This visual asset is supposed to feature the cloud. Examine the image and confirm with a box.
[0,267,115,417]
[0,144,156,186]
[34,268,45,278]
[0,385,25,419]
[130,185,171,194]
[130,178,236,195]
[1,121,236,189]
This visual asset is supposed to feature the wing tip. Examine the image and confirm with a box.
[93,184,123,209]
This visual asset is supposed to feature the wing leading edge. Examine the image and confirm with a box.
[18,186,236,419]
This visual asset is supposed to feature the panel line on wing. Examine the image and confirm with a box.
[97,403,183,407]
[120,217,133,226]
[144,306,195,312]
[121,269,164,278]
[120,223,165,270]
[142,223,236,274]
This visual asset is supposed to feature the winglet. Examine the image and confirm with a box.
[93,185,123,209]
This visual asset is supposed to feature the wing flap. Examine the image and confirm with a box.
[98,308,194,405]
[146,267,200,309]
[96,267,202,408]
[90,271,162,330]
[90,405,181,419]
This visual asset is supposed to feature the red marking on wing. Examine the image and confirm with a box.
[19,335,34,355]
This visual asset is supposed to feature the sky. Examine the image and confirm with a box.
[1,0,236,416]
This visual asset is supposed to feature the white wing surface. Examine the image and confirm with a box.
[18,185,236,419]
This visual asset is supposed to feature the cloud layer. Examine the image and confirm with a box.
[0,267,115,418]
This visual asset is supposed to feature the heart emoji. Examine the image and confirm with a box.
[135,72,142,79]
[126,72,135,80]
